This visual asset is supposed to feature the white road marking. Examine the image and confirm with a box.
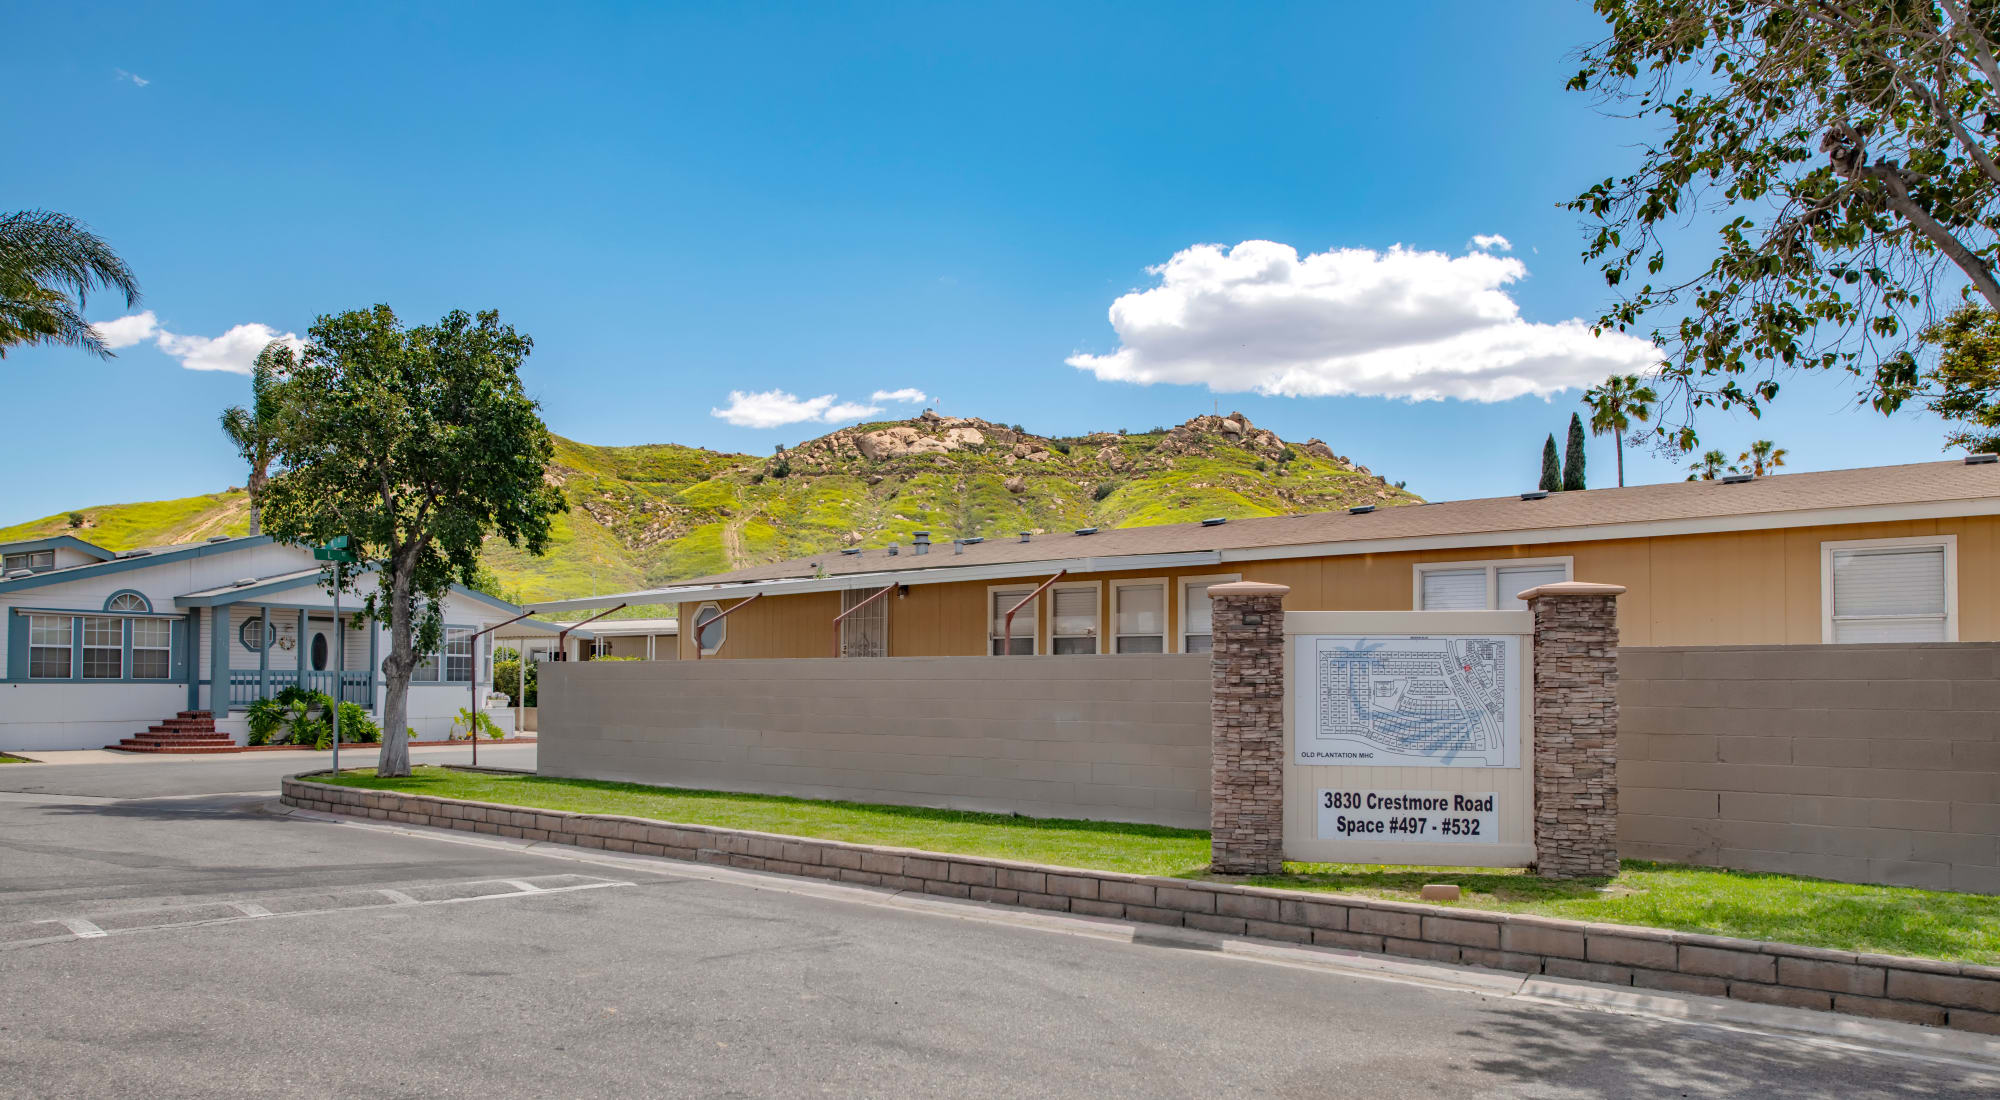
[60,918,107,938]
[228,901,273,918]
[501,878,544,893]
[377,889,419,906]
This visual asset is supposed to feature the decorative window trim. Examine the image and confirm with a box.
[693,602,727,656]
[1048,580,1102,656]
[104,590,151,613]
[1109,577,1169,655]
[985,585,1039,656]
[1820,535,1958,644]
[240,616,266,652]
[1177,573,1241,654]
[1412,556,1574,611]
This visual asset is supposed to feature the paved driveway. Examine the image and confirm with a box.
[0,752,1995,1098]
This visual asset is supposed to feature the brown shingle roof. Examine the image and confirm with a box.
[678,459,2000,586]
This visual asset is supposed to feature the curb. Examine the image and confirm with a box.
[281,772,2000,1036]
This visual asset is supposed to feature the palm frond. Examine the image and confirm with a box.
[0,209,140,311]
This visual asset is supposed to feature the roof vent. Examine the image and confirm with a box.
[232,577,258,587]
[962,536,984,545]
[912,531,930,556]
[115,549,153,559]
[839,548,862,556]
[953,540,965,555]
[1348,504,1376,515]
[4,569,31,580]
[1967,453,1998,465]
[1073,527,1098,536]
[1201,517,1227,527]
[206,535,232,543]
[886,544,899,556]
[1721,473,1755,484]
[1018,531,1032,543]
[1520,490,1548,501]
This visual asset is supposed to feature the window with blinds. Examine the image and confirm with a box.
[1417,561,1571,610]
[1114,583,1165,653]
[1183,581,1216,653]
[131,617,172,679]
[1827,542,1952,643]
[1051,586,1098,655]
[29,614,71,679]
[990,589,1035,655]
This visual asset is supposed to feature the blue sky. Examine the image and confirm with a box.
[1,1,1958,523]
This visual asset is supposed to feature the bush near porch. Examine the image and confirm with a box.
[246,687,382,749]
[323,767,2000,965]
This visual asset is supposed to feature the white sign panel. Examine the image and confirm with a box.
[1316,789,1500,843]
[1294,634,1520,768]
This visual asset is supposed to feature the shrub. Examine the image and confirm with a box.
[494,657,536,706]
[769,459,792,479]
[66,512,85,528]
[337,701,381,743]
[1255,459,1269,472]
[1052,442,1070,455]
[245,698,286,746]
[1092,482,1116,502]
[452,707,506,740]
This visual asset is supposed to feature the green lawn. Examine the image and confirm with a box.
[0,753,30,764]
[323,767,2000,964]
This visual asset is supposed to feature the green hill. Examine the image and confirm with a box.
[1,411,1418,603]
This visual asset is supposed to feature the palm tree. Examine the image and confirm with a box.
[1686,449,1733,481]
[220,342,295,536]
[0,210,139,359]
[1582,374,1657,487]
[1739,440,1788,476]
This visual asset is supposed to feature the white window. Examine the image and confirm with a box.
[1414,558,1573,611]
[81,616,122,679]
[1822,536,1957,643]
[1112,580,1166,654]
[1179,574,1239,653]
[839,588,890,658]
[4,550,55,574]
[131,617,172,679]
[988,587,1036,655]
[694,602,727,655]
[411,642,441,682]
[444,628,474,683]
[1050,583,1100,655]
[106,592,150,613]
[28,614,71,679]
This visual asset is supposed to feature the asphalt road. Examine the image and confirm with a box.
[1,754,1995,1098]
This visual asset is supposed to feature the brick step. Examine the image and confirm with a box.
[111,744,242,755]
[142,727,226,739]
[120,734,237,746]
[158,717,216,728]
[149,724,218,735]
[176,711,212,720]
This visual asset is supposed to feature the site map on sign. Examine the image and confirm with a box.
[1294,635,1518,768]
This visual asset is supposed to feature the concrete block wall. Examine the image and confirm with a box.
[539,655,1212,828]
[1619,643,2000,893]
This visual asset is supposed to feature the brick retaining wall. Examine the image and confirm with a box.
[281,773,2000,1034]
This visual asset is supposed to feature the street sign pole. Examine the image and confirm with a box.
[314,538,357,775]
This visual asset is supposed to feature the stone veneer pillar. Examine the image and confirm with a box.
[1520,581,1627,879]
[1208,581,1291,875]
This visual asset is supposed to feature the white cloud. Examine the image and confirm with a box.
[870,387,929,404]
[92,310,160,349]
[1066,239,1660,403]
[710,389,884,429]
[90,312,303,374]
[115,69,149,87]
[1470,233,1512,252]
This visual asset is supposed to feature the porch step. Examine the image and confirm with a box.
[109,710,238,754]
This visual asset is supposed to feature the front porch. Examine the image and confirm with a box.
[202,600,378,716]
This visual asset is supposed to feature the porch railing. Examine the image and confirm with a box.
[229,670,374,708]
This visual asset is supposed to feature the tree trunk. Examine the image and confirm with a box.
[1615,434,1625,488]
[377,562,416,777]
[245,469,266,538]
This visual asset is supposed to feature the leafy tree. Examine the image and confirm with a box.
[1562,412,1588,491]
[1739,440,1789,476]
[1539,434,1562,492]
[66,512,84,529]
[219,343,294,536]
[261,306,564,777]
[0,210,140,359]
[1883,303,2000,452]
[1566,1,2000,449]
[1582,373,1657,486]
[1686,449,1734,481]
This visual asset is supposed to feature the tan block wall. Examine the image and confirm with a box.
[540,654,1212,827]
[679,516,2000,658]
[1619,643,2000,894]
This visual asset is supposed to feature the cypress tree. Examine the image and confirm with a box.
[1563,412,1587,491]
[1539,434,1561,492]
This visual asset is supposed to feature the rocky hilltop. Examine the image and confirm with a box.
[2,411,1418,602]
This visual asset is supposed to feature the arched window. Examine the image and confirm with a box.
[105,591,150,613]
[694,602,726,654]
